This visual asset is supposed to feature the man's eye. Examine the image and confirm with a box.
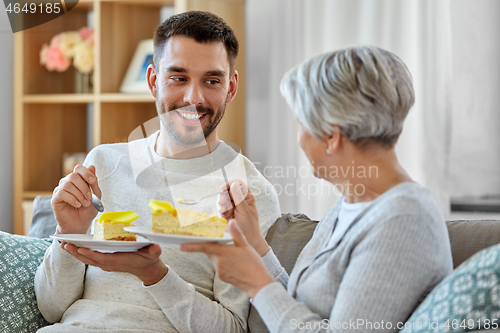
[171,77,186,82]
[206,80,219,85]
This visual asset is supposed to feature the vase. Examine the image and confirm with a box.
[75,71,93,94]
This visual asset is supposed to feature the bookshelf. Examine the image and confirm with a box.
[13,0,246,234]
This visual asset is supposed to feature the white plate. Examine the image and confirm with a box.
[49,234,152,253]
[123,226,233,246]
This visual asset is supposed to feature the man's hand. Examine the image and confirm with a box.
[52,165,101,234]
[218,180,269,256]
[61,242,168,286]
[181,220,274,299]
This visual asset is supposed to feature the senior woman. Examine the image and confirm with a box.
[181,45,453,333]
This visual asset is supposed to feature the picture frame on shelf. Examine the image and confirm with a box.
[120,39,154,93]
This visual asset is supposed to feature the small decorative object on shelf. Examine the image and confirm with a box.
[120,39,154,93]
[75,71,93,94]
[40,27,94,93]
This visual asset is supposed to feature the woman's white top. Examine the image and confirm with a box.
[325,199,373,250]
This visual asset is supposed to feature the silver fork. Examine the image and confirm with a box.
[89,185,104,212]
[177,189,230,205]
[177,186,241,205]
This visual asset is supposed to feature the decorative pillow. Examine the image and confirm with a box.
[400,243,500,333]
[0,232,51,333]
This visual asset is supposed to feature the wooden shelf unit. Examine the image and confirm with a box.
[13,0,246,234]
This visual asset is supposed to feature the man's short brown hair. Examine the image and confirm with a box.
[153,11,239,72]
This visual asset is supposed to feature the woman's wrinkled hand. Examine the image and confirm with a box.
[217,180,269,256]
[180,220,275,299]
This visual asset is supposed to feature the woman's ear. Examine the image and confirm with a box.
[325,125,344,153]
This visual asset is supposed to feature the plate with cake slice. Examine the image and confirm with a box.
[49,234,152,253]
[123,226,233,246]
[50,211,152,253]
[123,199,233,246]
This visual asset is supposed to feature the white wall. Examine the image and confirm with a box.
[0,9,13,233]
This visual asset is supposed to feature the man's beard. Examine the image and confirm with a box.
[156,99,226,146]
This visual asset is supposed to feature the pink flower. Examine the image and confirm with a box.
[79,27,94,42]
[45,46,71,72]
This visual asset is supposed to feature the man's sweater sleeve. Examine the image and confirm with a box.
[34,241,87,323]
[246,164,281,236]
[145,267,249,333]
[34,146,107,323]
[252,215,443,333]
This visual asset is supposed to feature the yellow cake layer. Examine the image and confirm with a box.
[151,207,226,238]
[93,220,137,241]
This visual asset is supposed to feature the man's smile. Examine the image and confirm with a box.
[175,110,208,125]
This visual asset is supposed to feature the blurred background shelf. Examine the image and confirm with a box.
[24,94,95,103]
[23,94,156,103]
[23,192,53,200]
[14,0,246,235]
[99,93,155,102]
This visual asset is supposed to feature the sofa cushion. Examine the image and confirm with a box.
[0,232,51,332]
[446,220,500,268]
[248,213,318,333]
[399,242,500,333]
[28,195,57,239]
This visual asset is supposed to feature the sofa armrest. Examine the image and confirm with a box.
[446,219,500,268]
[248,213,318,333]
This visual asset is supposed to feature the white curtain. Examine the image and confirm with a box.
[247,0,454,220]
[449,0,500,198]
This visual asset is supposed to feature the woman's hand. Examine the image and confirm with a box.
[52,165,101,234]
[180,220,275,299]
[61,242,168,286]
[218,180,269,256]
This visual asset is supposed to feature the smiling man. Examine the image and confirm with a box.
[34,11,281,333]
[152,26,238,154]
[153,37,234,149]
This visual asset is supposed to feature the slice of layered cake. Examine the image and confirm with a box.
[93,211,139,241]
[150,200,227,238]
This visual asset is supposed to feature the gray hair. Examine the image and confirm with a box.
[280,45,415,148]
